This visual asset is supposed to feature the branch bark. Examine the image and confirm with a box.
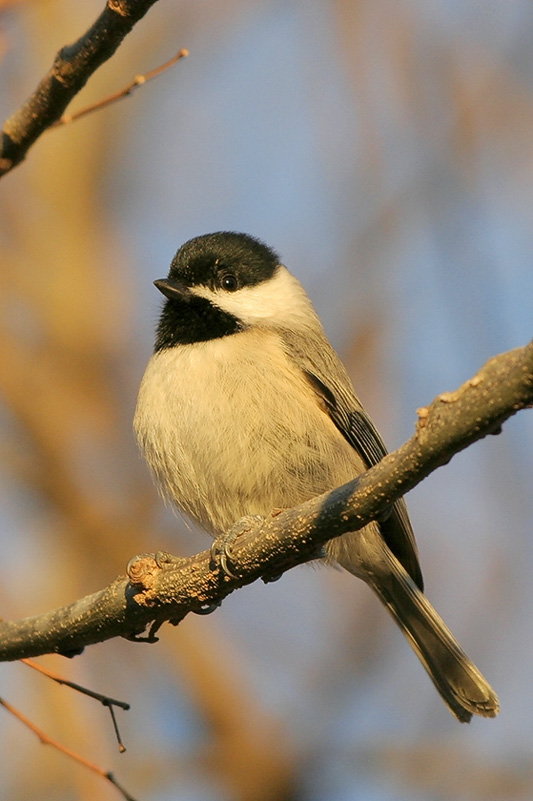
[0,342,531,662]
[0,0,162,177]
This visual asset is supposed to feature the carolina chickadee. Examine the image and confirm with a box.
[134,231,498,722]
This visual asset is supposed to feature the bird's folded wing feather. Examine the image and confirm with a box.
[280,326,424,590]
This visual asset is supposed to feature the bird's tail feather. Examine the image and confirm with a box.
[343,547,499,722]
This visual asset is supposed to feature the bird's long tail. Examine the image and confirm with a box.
[340,546,499,722]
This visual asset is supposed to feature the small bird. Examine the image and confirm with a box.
[134,231,499,722]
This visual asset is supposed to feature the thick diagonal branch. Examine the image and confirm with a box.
[0,342,531,661]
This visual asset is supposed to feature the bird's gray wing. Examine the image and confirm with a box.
[280,327,424,591]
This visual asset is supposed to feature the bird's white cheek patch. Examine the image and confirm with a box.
[189,266,317,327]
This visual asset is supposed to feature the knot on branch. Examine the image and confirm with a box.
[127,551,189,607]
[127,552,161,589]
[107,0,131,17]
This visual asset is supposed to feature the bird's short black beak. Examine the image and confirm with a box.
[154,278,191,302]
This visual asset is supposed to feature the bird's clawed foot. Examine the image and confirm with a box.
[210,515,265,578]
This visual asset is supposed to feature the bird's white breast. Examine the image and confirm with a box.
[134,328,364,535]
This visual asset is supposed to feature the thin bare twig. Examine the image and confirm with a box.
[22,659,130,752]
[53,49,189,126]
[0,696,138,801]
[21,659,129,710]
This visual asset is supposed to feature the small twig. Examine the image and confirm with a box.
[21,658,130,709]
[106,701,127,754]
[22,658,129,752]
[0,696,138,801]
[53,48,189,126]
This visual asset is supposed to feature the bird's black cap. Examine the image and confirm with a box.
[168,231,280,290]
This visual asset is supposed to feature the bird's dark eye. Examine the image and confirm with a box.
[220,273,238,292]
